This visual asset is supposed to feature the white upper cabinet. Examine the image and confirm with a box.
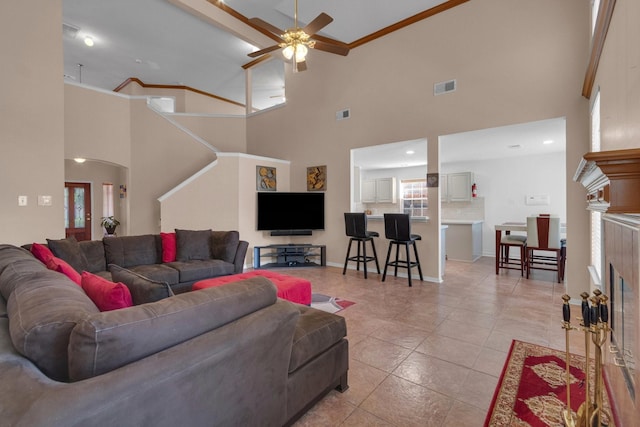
[441,172,474,202]
[362,177,396,203]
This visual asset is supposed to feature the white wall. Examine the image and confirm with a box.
[442,151,566,256]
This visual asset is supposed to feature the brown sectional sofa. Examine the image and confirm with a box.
[0,239,349,426]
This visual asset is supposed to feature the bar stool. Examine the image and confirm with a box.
[499,234,527,276]
[382,213,423,287]
[343,212,380,278]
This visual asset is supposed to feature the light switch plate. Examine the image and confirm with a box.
[18,195,28,206]
[38,195,53,206]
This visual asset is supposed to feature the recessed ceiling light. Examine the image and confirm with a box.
[543,140,554,145]
[84,36,94,47]
[508,144,521,149]
[406,150,415,155]
[74,158,86,163]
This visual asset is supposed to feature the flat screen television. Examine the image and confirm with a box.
[257,192,325,236]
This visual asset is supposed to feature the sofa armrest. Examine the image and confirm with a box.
[0,300,299,427]
[234,240,249,273]
[68,276,277,381]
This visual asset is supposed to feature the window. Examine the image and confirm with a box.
[401,179,428,217]
[103,183,114,218]
[590,91,602,280]
[148,97,175,113]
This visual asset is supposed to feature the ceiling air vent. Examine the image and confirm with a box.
[63,23,80,39]
[336,108,350,121]
[434,79,456,96]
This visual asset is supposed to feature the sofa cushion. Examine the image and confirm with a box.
[167,259,235,283]
[68,276,279,381]
[30,242,54,265]
[160,232,177,262]
[46,236,90,273]
[5,255,99,381]
[211,231,239,263]
[110,264,174,305]
[127,263,180,285]
[47,256,82,285]
[175,229,212,261]
[103,234,161,268]
[81,271,133,311]
[79,240,108,273]
[288,305,347,373]
[0,245,47,300]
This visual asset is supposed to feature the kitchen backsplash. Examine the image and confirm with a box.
[441,197,485,220]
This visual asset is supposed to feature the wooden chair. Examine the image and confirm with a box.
[499,234,527,276]
[381,213,423,286]
[526,215,563,282]
[343,213,380,278]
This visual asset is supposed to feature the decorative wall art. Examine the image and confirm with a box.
[426,173,439,188]
[307,166,327,191]
[256,166,276,191]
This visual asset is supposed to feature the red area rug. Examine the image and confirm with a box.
[484,340,615,427]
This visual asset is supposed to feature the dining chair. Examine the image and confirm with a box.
[526,215,563,282]
[381,213,423,286]
[343,212,380,279]
[499,233,527,276]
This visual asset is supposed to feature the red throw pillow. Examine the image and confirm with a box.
[46,256,82,285]
[31,242,55,265]
[160,232,177,263]
[81,272,133,311]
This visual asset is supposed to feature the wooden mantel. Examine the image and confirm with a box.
[574,148,640,213]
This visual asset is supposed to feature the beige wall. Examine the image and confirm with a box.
[0,0,65,245]
[590,0,640,424]
[246,0,591,293]
[171,115,247,152]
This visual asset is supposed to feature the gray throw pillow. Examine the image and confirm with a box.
[175,229,212,261]
[46,236,89,273]
[109,264,174,305]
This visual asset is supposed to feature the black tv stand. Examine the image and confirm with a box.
[253,244,326,269]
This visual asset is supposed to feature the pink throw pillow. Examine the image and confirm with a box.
[81,272,133,311]
[46,256,82,285]
[31,242,55,265]
[160,232,177,263]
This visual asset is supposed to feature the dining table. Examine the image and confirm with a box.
[494,221,567,274]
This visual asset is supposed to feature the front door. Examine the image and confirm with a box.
[65,182,92,241]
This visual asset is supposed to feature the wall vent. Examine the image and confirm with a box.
[63,23,80,39]
[434,79,457,95]
[336,108,350,121]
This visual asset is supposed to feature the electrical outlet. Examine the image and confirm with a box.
[18,195,28,206]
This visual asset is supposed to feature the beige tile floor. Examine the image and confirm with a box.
[274,257,586,427]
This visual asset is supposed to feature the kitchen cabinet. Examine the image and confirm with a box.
[402,180,428,216]
[442,220,483,262]
[441,172,474,202]
[362,177,396,203]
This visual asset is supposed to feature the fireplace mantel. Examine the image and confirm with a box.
[574,148,640,213]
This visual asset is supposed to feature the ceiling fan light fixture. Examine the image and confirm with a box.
[282,43,308,62]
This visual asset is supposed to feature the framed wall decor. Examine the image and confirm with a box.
[426,173,439,188]
[307,165,327,191]
[256,166,276,191]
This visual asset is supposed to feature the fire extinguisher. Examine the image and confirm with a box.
[472,183,477,198]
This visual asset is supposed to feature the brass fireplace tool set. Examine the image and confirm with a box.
[561,291,613,427]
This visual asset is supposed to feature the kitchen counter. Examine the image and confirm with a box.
[442,219,484,225]
[367,215,429,222]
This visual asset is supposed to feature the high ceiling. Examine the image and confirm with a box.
[62,0,453,110]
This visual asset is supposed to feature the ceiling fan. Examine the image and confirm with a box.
[247,0,349,72]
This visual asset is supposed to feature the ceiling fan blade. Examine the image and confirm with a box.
[302,13,333,36]
[295,60,307,72]
[249,17,285,37]
[248,44,281,58]
[312,40,349,56]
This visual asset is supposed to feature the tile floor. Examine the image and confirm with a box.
[275,257,586,427]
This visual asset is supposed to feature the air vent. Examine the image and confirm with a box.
[336,108,350,121]
[434,79,457,96]
[63,23,80,39]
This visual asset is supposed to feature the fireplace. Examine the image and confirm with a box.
[574,149,640,426]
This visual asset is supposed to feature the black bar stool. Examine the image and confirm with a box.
[382,213,423,286]
[343,212,380,278]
